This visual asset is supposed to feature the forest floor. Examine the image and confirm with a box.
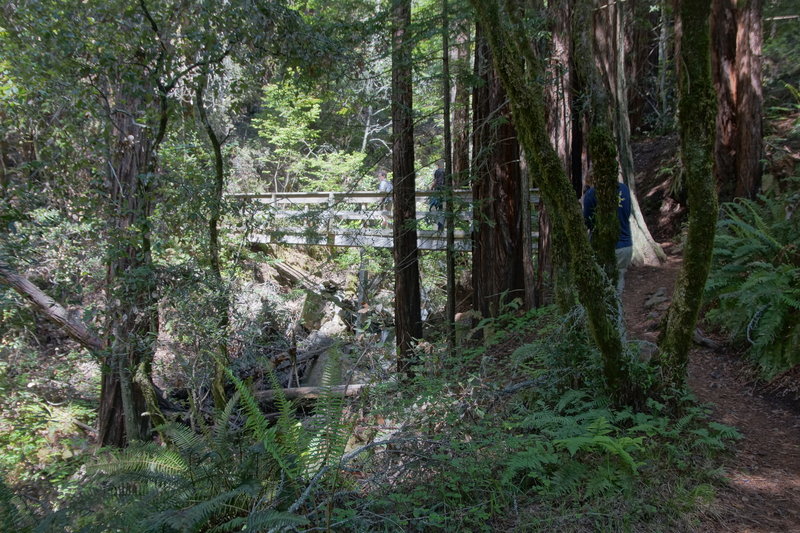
[622,243,800,533]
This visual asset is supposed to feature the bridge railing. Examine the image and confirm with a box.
[229,189,539,251]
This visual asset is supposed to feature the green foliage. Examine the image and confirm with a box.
[41,360,353,531]
[0,477,32,533]
[705,185,800,378]
[254,77,366,193]
[0,355,95,507]
[335,309,737,532]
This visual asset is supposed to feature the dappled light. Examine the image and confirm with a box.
[1,0,798,531]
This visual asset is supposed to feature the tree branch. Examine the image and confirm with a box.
[256,384,368,402]
[0,261,104,352]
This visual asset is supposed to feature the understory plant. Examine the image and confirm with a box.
[704,182,800,379]
[37,362,353,532]
[334,308,738,532]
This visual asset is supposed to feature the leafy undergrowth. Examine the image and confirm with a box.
[704,180,800,392]
[1,307,741,532]
[337,307,740,532]
[0,354,96,518]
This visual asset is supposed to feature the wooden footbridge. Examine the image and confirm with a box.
[229,189,539,251]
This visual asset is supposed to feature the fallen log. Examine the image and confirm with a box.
[0,260,104,352]
[256,383,368,401]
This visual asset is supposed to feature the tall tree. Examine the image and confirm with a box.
[658,0,719,388]
[538,2,576,308]
[471,24,535,319]
[450,12,472,185]
[391,0,423,377]
[469,0,635,401]
[442,0,457,348]
[712,0,764,202]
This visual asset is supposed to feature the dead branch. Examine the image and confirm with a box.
[256,383,369,401]
[0,260,104,352]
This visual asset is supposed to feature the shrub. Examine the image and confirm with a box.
[705,183,800,378]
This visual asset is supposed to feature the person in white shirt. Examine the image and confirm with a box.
[377,170,392,228]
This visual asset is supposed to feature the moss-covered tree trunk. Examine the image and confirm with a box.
[195,66,230,410]
[594,0,665,267]
[470,0,635,403]
[574,0,621,282]
[658,0,719,389]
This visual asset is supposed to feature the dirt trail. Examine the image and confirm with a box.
[623,243,800,533]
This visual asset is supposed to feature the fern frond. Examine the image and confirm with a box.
[212,390,241,444]
[159,422,209,460]
[303,352,352,478]
[143,485,254,532]
[0,478,31,533]
[555,389,591,414]
[89,444,189,479]
[502,442,560,485]
[225,368,299,479]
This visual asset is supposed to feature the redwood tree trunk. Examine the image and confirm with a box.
[712,0,764,202]
[734,0,763,199]
[471,25,532,320]
[450,18,471,186]
[712,0,740,202]
[391,0,423,377]
[442,0,457,346]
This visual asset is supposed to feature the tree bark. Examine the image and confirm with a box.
[99,96,160,446]
[471,25,533,320]
[442,0,457,348]
[450,18,471,186]
[537,2,577,308]
[391,0,423,378]
[575,0,620,281]
[257,383,368,401]
[712,0,739,202]
[734,0,763,199]
[658,0,719,390]
[712,0,764,202]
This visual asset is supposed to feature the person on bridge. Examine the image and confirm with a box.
[428,160,445,232]
[377,169,393,228]
[582,178,633,296]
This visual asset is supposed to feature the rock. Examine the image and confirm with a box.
[301,290,328,330]
[692,328,721,350]
[637,343,659,362]
[318,313,348,337]
[644,287,669,308]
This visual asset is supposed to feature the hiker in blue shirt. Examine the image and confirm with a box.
[582,180,633,295]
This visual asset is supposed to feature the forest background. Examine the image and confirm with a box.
[0,0,798,531]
